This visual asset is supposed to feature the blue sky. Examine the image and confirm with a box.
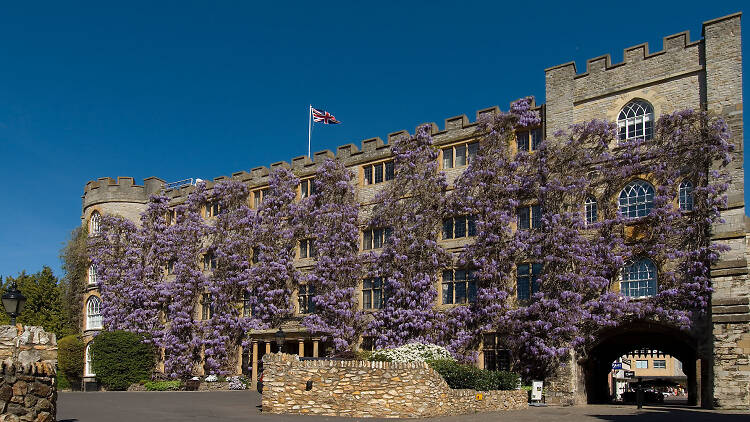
[0,1,747,279]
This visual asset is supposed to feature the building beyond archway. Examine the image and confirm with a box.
[580,321,708,407]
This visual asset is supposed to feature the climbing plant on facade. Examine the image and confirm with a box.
[366,124,451,348]
[202,180,255,375]
[247,167,300,329]
[301,158,364,355]
[160,183,208,378]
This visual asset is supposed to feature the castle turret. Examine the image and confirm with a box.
[82,176,165,228]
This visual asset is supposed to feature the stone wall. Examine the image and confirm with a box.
[261,353,527,418]
[0,326,57,422]
[0,361,56,422]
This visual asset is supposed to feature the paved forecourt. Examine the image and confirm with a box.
[57,391,749,422]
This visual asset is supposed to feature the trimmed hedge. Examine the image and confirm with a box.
[427,359,519,391]
[58,334,85,390]
[91,330,156,391]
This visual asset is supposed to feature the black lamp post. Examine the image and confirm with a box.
[275,327,285,353]
[2,282,26,325]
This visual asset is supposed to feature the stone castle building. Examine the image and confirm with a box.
[79,13,748,408]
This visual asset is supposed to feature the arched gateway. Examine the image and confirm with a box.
[581,321,708,406]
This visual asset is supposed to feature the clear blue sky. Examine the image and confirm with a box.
[0,1,747,280]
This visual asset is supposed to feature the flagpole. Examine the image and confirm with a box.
[308,104,312,158]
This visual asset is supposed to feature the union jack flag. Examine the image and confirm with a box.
[311,107,340,124]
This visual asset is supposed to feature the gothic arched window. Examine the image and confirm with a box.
[619,180,655,219]
[85,343,95,376]
[89,211,101,235]
[679,180,694,211]
[86,296,102,330]
[617,99,654,142]
[620,258,657,298]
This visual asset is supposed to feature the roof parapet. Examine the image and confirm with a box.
[313,150,335,163]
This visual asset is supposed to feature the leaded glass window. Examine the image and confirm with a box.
[617,100,654,142]
[619,180,655,218]
[620,258,657,298]
[585,196,598,225]
[679,180,694,211]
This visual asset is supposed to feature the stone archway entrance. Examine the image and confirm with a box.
[580,321,708,407]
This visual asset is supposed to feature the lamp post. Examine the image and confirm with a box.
[2,282,26,325]
[275,327,286,354]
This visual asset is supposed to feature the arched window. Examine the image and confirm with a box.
[88,264,98,285]
[84,343,95,376]
[86,296,102,330]
[89,211,101,235]
[617,100,654,142]
[619,180,655,219]
[620,258,657,298]
[585,196,598,225]
[679,180,694,211]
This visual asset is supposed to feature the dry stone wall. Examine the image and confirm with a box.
[261,353,527,418]
[0,326,57,422]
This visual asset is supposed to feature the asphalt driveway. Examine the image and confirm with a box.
[58,391,748,422]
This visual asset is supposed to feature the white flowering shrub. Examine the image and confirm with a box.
[369,343,455,363]
[228,376,247,390]
[204,374,219,382]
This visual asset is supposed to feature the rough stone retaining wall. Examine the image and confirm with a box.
[261,353,527,418]
[0,326,57,422]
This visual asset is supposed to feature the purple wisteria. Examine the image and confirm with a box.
[89,101,732,381]
[366,124,452,348]
[301,158,364,355]
[246,167,300,329]
[202,180,255,375]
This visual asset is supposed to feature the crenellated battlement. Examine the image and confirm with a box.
[545,14,742,108]
[82,176,165,209]
[545,29,701,79]
[161,99,540,201]
[544,12,742,137]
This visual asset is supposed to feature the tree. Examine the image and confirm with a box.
[60,226,89,332]
[301,158,364,355]
[1,267,70,338]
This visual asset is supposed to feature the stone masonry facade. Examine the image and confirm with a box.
[80,13,748,408]
[261,353,527,418]
[0,326,57,422]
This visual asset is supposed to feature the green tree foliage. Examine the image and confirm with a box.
[90,330,155,390]
[60,226,89,331]
[58,334,85,390]
[0,267,71,338]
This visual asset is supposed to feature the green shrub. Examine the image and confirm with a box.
[56,371,71,390]
[58,334,85,390]
[354,349,372,361]
[427,359,519,391]
[427,359,479,389]
[368,353,392,362]
[90,330,156,391]
[144,380,181,391]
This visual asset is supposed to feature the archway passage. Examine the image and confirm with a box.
[581,321,706,407]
